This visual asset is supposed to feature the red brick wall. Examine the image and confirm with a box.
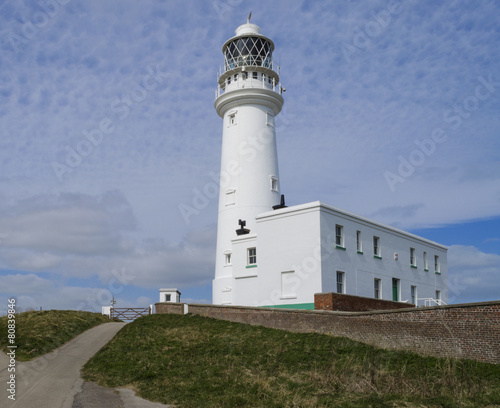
[315,292,415,311]
[178,301,500,364]
[155,302,185,315]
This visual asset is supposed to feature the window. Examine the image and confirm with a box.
[434,255,440,274]
[252,72,258,79]
[225,189,235,206]
[374,278,381,299]
[281,271,297,298]
[247,248,257,265]
[335,225,344,248]
[270,176,278,191]
[392,278,400,301]
[266,111,274,127]
[165,294,171,302]
[229,113,236,126]
[268,75,272,84]
[243,72,248,80]
[411,285,417,305]
[373,236,381,258]
[356,230,362,253]
[336,271,345,294]
[410,247,416,267]
[423,251,428,271]
[435,290,441,304]
[234,74,238,81]
[224,253,232,265]
[227,76,231,85]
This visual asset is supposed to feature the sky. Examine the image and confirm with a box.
[0,0,499,313]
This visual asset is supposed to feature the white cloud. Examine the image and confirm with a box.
[0,191,215,303]
[448,245,500,303]
[0,191,136,269]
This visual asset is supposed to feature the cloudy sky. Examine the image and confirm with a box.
[1,0,499,313]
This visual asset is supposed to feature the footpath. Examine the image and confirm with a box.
[0,322,173,408]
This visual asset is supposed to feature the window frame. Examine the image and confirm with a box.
[374,278,381,299]
[335,225,345,249]
[410,247,416,267]
[281,271,297,299]
[224,252,232,266]
[270,176,278,191]
[373,236,381,258]
[336,271,345,294]
[356,230,363,253]
[247,247,257,266]
[434,255,440,274]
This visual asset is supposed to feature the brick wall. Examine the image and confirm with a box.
[172,301,500,364]
[315,292,415,311]
[155,302,185,315]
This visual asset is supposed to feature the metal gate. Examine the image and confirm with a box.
[110,306,152,320]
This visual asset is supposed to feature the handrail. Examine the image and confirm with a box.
[416,298,448,307]
[215,75,282,99]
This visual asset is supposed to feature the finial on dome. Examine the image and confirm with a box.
[247,11,252,24]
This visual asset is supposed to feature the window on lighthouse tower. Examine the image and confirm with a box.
[228,112,236,126]
[270,176,278,191]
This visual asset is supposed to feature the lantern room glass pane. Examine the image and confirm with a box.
[224,36,273,70]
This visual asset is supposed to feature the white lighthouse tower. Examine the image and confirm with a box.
[213,19,285,305]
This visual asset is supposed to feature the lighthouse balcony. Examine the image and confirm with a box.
[215,69,283,99]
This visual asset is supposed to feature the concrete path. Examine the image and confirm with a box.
[73,382,174,408]
[1,322,173,408]
[0,349,9,371]
[0,322,126,407]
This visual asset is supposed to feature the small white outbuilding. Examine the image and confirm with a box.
[159,288,181,303]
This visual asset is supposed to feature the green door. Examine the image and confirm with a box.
[392,279,399,301]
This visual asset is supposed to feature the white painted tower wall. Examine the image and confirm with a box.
[213,23,284,304]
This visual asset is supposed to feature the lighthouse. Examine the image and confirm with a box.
[209,19,447,309]
[213,19,285,305]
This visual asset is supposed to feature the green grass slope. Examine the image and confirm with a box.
[82,313,500,408]
[0,310,112,361]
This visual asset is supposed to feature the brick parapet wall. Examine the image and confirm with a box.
[315,292,415,311]
[180,301,500,364]
[155,302,186,315]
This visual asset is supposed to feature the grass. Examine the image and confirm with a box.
[0,310,113,361]
[82,313,500,408]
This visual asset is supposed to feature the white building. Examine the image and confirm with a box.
[212,20,448,309]
[159,288,181,303]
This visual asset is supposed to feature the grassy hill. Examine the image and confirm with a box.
[82,313,500,408]
[0,310,113,361]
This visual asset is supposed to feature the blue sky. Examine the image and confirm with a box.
[0,0,499,312]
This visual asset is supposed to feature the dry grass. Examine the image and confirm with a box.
[0,310,112,361]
